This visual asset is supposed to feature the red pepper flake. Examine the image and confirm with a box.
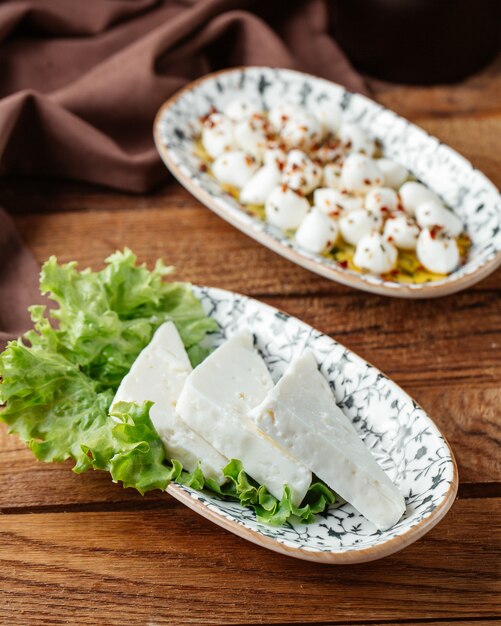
[341,189,348,195]
[338,260,348,269]
[380,206,389,213]
[429,225,444,239]
[281,183,288,193]
[387,235,394,242]
[291,163,300,172]
[277,160,285,172]
[390,268,399,276]
[199,163,208,173]
[363,178,371,185]
[280,114,289,123]
[245,155,255,167]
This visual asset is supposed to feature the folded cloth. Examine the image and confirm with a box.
[0,0,366,348]
[0,0,366,193]
[0,208,47,350]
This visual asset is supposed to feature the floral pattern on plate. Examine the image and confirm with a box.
[154,67,501,297]
[166,287,457,562]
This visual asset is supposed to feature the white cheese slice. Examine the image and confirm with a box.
[111,321,227,485]
[249,350,406,530]
[176,330,312,506]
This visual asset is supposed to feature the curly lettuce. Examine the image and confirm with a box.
[0,250,335,524]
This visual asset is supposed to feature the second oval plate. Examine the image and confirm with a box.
[154,66,501,298]
[165,286,458,564]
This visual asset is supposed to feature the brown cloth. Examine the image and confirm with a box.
[0,0,366,349]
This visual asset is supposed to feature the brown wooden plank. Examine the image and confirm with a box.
[0,498,499,625]
[1,379,499,511]
[8,201,501,297]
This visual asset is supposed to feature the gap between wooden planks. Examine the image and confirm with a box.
[0,499,500,625]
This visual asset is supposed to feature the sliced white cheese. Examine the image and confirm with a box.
[176,330,312,506]
[249,350,406,530]
[111,321,227,485]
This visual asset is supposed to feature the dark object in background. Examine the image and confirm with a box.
[329,0,501,84]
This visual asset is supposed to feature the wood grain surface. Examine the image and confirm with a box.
[1,57,501,625]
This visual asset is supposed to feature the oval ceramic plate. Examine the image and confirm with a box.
[165,286,458,563]
[154,67,501,298]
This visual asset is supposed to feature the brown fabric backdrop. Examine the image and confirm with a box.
[0,0,366,348]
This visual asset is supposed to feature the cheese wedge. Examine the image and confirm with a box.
[111,321,227,485]
[176,330,312,506]
[249,350,406,530]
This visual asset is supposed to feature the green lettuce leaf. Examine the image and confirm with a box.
[0,250,336,525]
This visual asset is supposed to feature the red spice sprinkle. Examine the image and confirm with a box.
[338,260,348,269]
[280,114,289,123]
[281,183,288,193]
[363,178,371,185]
[390,269,399,276]
[277,160,285,172]
[380,206,389,213]
[341,190,348,195]
[199,163,208,173]
[387,235,394,242]
[244,155,255,167]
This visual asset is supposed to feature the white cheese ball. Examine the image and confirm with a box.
[310,140,344,165]
[310,100,342,134]
[281,110,324,151]
[338,122,376,155]
[282,150,322,195]
[313,188,363,217]
[265,185,310,230]
[295,207,339,254]
[240,165,281,205]
[376,158,408,189]
[234,115,269,159]
[339,208,383,246]
[415,201,463,237]
[264,148,287,169]
[399,181,441,216]
[416,228,460,274]
[354,232,398,274]
[201,113,235,159]
[269,104,304,132]
[223,97,261,122]
[383,215,420,250]
[365,187,399,216]
[341,153,384,192]
[212,150,259,189]
[323,163,343,189]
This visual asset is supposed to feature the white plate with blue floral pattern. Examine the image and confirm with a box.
[166,286,458,563]
[154,66,501,298]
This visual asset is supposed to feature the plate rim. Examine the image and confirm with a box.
[153,66,501,299]
[166,285,459,564]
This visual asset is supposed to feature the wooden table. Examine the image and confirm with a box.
[1,60,500,625]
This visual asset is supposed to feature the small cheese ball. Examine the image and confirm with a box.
[354,232,398,275]
[280,110,324,151]
[295,208,339,254]
[376,158,408,189]
[240,165,281,205]
[223,97,261,122]
[415,201,463,237]
[282,150,322,195]
[338,122,376,156]
[383,215,420,250]
[416,228,460,274]
[323,163,343,189]
[212,150,259,188]
[310,140,344,165]
[313,188,363,217]
[341,154,384,192]
[234,114,270,159]
[365,187,399,217]
[263,148,287,169]
[269,104,304,133]
[399,181,441,216]
[201,113,235,159]
[310,100,342,134]
[339,208,383,246]
[265,185,310,230]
